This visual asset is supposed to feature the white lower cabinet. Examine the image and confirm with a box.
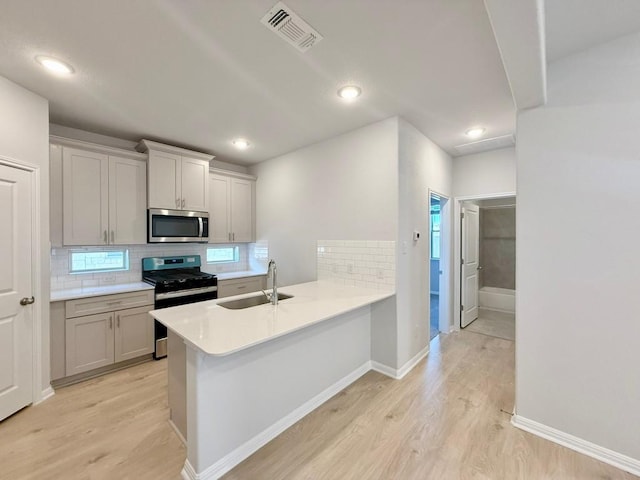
[53,290,154,382]
[217,276,266,298]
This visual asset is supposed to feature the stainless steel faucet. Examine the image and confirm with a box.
[268,259,278,305]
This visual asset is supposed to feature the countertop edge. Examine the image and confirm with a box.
[194,291,394,357]
[50,282,154,302]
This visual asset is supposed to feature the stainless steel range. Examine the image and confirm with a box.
[142,255,217,359]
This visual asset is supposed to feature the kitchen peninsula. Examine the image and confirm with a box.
[150,280,394,480]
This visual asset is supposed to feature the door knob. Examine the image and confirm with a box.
[20,296,35,306]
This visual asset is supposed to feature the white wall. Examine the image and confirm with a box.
[397,119,452,367]
[453,147,516,197]
[250,118,399,287]
[0,76,50,397]
[516,32,640,466]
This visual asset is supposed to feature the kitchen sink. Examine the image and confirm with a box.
[218,292,293,310]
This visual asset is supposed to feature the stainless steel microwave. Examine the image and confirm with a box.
[148,209,209,243]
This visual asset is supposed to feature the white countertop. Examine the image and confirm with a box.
[150,281,394,356]
[50,282,154,302]
[213,270,267,281]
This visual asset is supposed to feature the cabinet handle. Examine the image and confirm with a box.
[237,285,246,290]
[110,230,115,243]
[176,198,180,208]
[109,316,113,329]
[116,316,120,328]
[181,198,185,208]
[232,232,235,241]
[103,230,108,244]
[106,300,122,306]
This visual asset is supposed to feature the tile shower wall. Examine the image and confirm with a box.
[479,206,516,290]
[317,240,395,291]
[50,244,252,291]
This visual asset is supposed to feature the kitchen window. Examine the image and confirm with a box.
[70,249,129,274]
[207,246,239,264]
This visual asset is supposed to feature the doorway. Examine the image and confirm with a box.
[429,194,441,340]
[456,195,516,341]
[429,192,451,341]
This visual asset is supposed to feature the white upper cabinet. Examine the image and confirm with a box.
[209,173,231,243]
[108,156,147,244]
[59,141,147,246]
[138,140,213,212]
[62,147,109,246]
[209,170,255,243]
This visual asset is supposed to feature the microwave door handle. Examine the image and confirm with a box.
[198,217,203,238]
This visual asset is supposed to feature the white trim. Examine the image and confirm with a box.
[35,386,55,405]
[396,344,429,379]
[209,167,257,181]
[137,139,214,161]
[169,419,187,446]
[49,135,147,161]
[512,415,640,477]
[370,361,398,379]
[453,192,516,331]
[371,344,430,380]
[182,361,371,480]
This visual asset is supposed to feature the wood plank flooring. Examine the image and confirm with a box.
[0,359,185,480]
[1,331,636,479]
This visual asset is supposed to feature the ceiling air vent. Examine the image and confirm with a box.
[453,134,515,157]
[261,1,323,52]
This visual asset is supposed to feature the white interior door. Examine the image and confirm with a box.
[461,203,479,327]
[0,164,33,421]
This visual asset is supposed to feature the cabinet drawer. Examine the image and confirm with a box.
[65,290,154,318]
[217,276,266,298]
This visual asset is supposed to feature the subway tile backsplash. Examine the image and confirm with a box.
[317,240,395,291]
[50,243,252,291]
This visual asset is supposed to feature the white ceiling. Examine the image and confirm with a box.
[0,0,516,164]
[545,0,640,62]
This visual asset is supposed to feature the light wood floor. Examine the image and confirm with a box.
[1,331,636,480]
[0,359,185,480]
[464,308,516,341]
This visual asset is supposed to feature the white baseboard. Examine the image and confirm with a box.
[512,415,640,477]
[370,344,429,380]
[370,361,398,379]
[169,419,187,447]
[396,344,430,379]
[181,361,372,480]
[35,386,55,405]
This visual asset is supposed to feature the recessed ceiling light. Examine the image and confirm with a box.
[35,55,74,75]
[337,85,362,100]
[232,138,250,150]
[465,127,486,139]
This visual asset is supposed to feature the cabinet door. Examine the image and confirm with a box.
[109,156,147,244]
[230,178,254,242]
[148,150,181,210]
[114,306,154,363]
[62,147,109,245]
[65,312,114,376]
[181,157,209,212]
[209,174,231,243]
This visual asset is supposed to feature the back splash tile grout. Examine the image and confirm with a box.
[317,240,395,291]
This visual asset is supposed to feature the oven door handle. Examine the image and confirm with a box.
[155,286,218,301]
